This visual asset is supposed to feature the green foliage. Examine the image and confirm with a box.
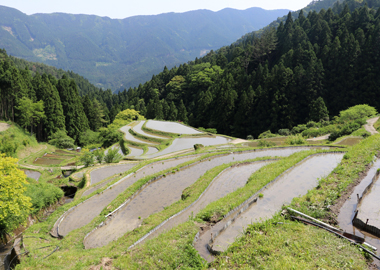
[291,124,307,135]
[79,129,101,147]
[48,130,75,149]
[93,148,105,164]
[258,130,278,139]
[0,154,32,231]
[278,129,290,136]
[119,139,130,155]
[79,149,94,167]
[193,144,204,151]
[338,105,377,122]
[246,135,254,140]
[99,127,123,148]
[198,127,217,134]
[104,147,123,163]
[16,97,45,135]
[24,181,63,214]
[285,134,306,145]
[329,121,363,141]
[258,140,276,147]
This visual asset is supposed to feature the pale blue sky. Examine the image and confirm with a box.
[0,0,312,19]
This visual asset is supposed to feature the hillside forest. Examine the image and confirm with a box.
[1,1,380,146]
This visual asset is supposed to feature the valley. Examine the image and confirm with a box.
[1,0,380,269]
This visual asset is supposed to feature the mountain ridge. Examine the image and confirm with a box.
[0,5,289,91]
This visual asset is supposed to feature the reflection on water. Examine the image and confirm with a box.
[146,120,203,135]
[195,153,343,261]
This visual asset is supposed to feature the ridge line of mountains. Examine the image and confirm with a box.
[0,5,289,91]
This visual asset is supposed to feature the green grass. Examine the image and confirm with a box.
[210,134,380,269]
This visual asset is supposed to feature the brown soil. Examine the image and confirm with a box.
[89,257,113,270]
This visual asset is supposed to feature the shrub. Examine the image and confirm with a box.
[246,135,254,140]
[194,144,204,150]
[339,104,377,122]
[291,124,307,135]
[198,127,217,134]
[278,129,290,136]
[258,140,276,147]
[104,147,123,163]
[93,148,105,164]
[49,130,75,149]
[306,121,318,128]
[119,139,130,155]
[99,127,123,148]
[258,130,278,139]
[79,130,101,147]
[285,135,306,145]
[24,182,63,214]
[79,149,94,167]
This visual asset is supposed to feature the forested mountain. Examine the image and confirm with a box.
[101,0,380,138]
[1,0,380,144]
[0,6,289,91]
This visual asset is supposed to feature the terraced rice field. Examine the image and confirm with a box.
[145,120,203,134]
[195,152,344,261]
[52,155,198,237]
[83,147,323,249]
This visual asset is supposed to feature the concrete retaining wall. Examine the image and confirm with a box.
[352,170,380,238]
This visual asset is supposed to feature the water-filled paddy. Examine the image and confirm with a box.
[55,155,198,237]
[91,163,137,185]
[120,125,156,145]
[338,159,380,258]
[133,121,168,139]
[145,120,203,135]
[22,169,41,181]
[196,152,344,260]
[127,146,144,157]
[141,160,274,244]
[84,147,324,249]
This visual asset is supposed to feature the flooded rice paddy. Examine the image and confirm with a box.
[356,168,380,233]
[83,147,325,249]
[133,121,168,139]
[145,120,203,135]
[90,163,137,185]
[55,155,198,237]
[140,160,274,244]
[338,159,380,258]
[119,125,156,145]
[127,146,144,157]
[145,147,158,155]
[195,153,344,261]
[22,169,41,181]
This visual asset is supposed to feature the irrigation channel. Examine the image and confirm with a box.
[194,152,344,262]
[51,155,198,238]
[83,147,329,249]
[131,160,275,248]
[338,158,380,260]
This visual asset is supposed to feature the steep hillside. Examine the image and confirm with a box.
[0,6,289,90]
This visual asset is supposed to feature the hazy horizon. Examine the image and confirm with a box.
[1,0,311,19]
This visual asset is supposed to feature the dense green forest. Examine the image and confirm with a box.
[1,0,380,143]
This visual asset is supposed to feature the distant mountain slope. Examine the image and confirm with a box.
[0,6,289,91]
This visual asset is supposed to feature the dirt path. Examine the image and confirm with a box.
[364,117,379,135]
[230,138,248,144]
[0,122,11,132]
